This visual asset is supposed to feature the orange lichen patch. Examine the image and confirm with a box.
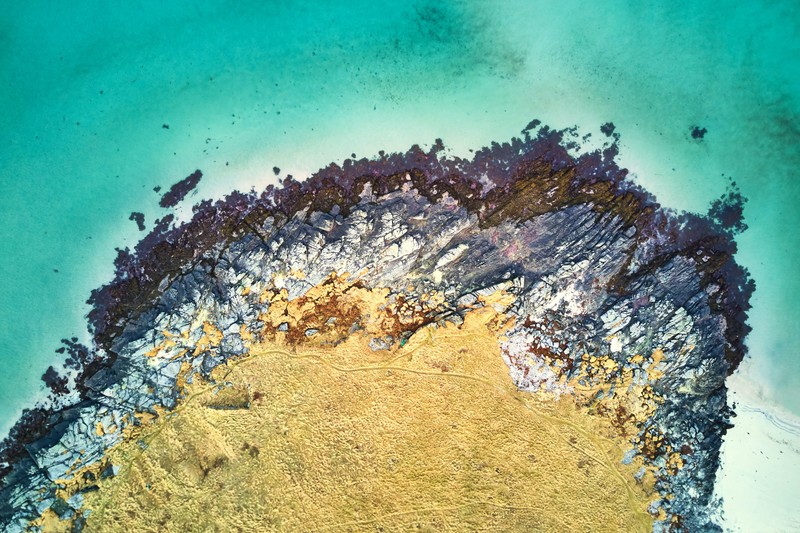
[174,361,195,393]
[288,268,306,279]
[30,509,72,533]
[192,322,223,356]
[73,286,653,533]
[520,345,681,490]
[238,323,255,344]
[143,330,188,359]
[256,272,459,348]
[144,346,161,358]
[647,348,667,380]
[133,411,157,426]
[667,452,685,476]
[570,351,666,452]
[257,275,367,346]
[144,333,172,358]
[518,316,577,374]
[636,425,669,462]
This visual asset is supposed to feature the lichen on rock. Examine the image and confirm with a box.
[0,122,752,532]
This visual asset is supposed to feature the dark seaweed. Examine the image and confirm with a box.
[158,170,203,208]
[128,212,145,231]
[0,123,753,533]
[691,126,707,139]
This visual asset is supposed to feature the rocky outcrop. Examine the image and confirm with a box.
[0,123,752,532]
[158,169,203,208]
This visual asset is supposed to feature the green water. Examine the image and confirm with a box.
[1,2,798,526]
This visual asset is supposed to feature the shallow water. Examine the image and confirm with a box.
[1,0,798,529]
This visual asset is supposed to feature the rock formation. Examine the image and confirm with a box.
[0,123,752,531]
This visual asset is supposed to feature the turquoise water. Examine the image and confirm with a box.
[1,1,798,524]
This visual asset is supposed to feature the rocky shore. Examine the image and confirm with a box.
[0,122,753,531]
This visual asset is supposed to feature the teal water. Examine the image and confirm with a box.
[1,0,798,527]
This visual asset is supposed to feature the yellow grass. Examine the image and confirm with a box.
[79,289,654,532]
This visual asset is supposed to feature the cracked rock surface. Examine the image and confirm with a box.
[0,124,752,532]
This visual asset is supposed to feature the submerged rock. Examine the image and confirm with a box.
[0,122,752,532]
[158,169,203,208]
[128,211,145,231]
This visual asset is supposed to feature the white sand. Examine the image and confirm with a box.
[716,358,800,532]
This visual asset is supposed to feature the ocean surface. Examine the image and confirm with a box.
[2,1,798,530]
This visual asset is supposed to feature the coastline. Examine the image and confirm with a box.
[0,125,752,531]
[76,289,655,531]
[1,2,798,529]
[716,361,800,531]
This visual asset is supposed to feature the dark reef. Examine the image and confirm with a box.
[128,212,145,231]
[691,126,708,140]
[0,123,752,532]
[600,121,616,137]
[158,169,202,208]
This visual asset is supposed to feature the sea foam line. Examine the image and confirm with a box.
[737,403,800,437]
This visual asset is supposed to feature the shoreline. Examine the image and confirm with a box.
[76,286,655,531]
[717,365,800,531]
[0,123,752,531]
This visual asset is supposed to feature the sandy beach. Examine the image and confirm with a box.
[716,359,800,532]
